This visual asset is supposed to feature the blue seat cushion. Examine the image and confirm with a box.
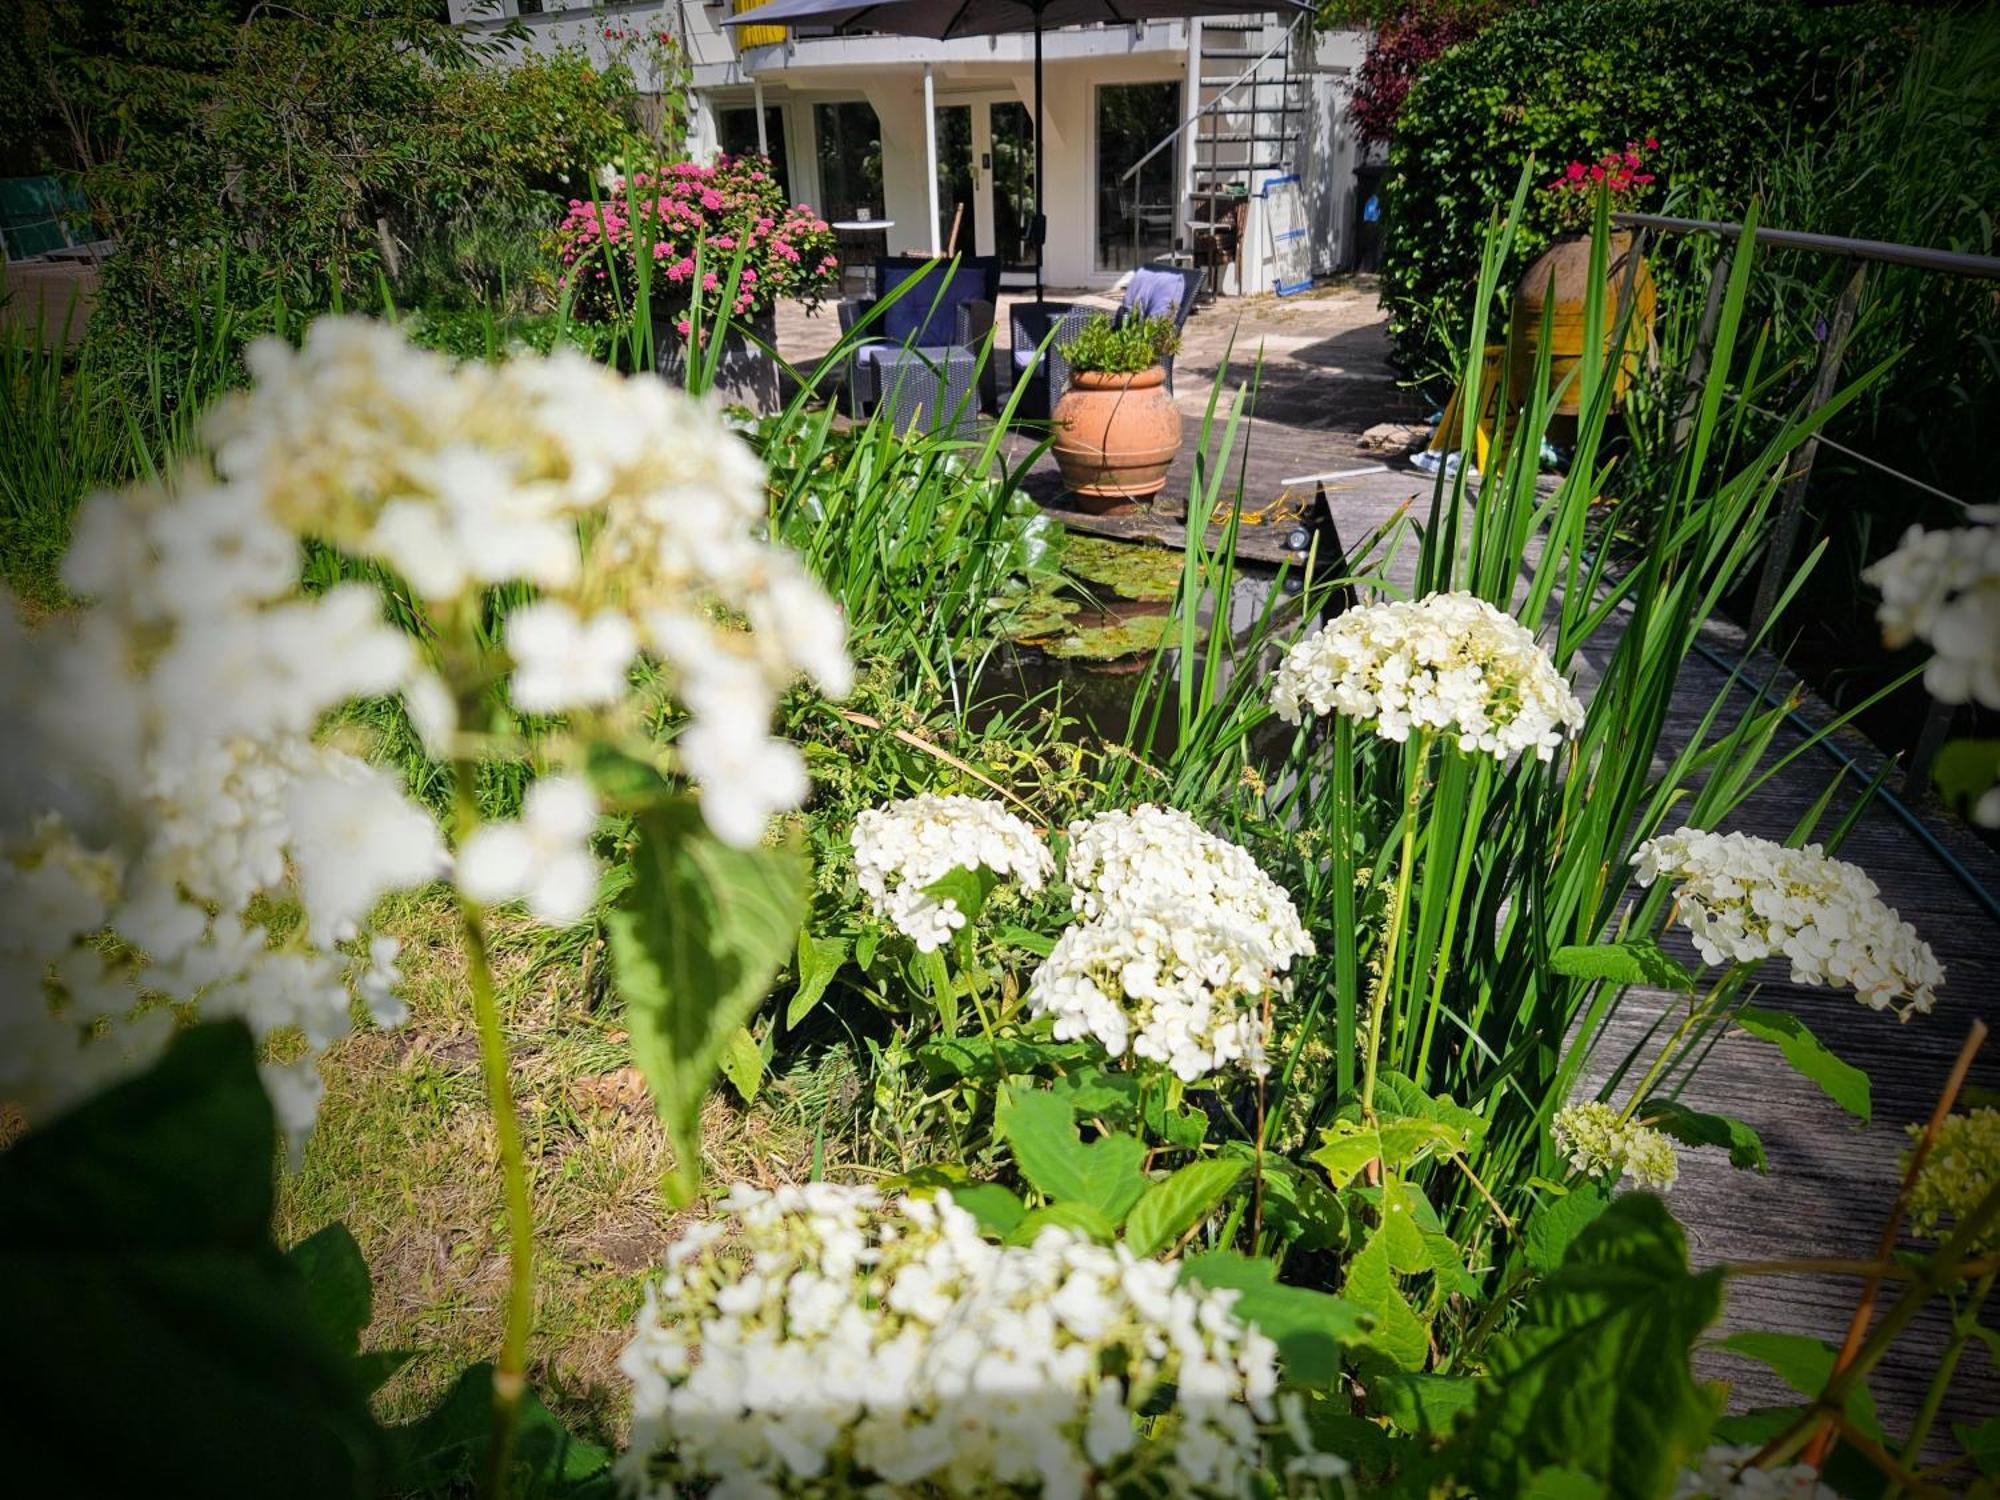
[1123,266,1186,322]
[881,266,978,347]
[1012,345,1038,372]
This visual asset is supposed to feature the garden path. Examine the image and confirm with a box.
[776,289,2000,1442]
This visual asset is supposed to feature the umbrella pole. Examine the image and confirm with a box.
[1033,17,1045,302]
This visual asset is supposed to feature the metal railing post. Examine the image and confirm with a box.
[1749,259,1865,633]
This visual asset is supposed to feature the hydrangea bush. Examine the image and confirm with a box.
[852,794,1053,953]
[618,1182,1322,1500]
[554,156,840,335]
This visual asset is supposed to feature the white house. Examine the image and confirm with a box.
[450,1,1369,295]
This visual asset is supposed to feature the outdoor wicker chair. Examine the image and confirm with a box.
[837,255,1001,416]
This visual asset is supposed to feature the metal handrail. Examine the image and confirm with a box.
[1117,19,1295,187]
[1620,208,1998,800]
[1612,212,2000,281]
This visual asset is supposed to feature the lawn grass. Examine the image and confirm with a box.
[276,888,863,1444]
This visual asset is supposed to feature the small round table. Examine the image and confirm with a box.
[831,219,895,296]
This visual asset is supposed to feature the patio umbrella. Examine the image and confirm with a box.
[725,0,1312,298]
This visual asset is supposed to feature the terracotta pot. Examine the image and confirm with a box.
[1510,231,1655,418]
[1050,366,1182,509]
[652,305,782,413]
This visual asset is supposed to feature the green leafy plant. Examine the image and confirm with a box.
[1379,0,1899,377]
[1065,312,1181,376]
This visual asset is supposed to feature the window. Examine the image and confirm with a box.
[1095,82,1180,272]
[718,106,791,199]
[811,101,882,224]
[515,0,544,15]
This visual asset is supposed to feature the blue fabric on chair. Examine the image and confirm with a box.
[880,264,984,348]
[1123,266,1187,321]
[1011,345,1038,372]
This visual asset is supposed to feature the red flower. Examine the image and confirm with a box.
[1588,164,1606,182]
[1566,162,1587,181]
[1645,135,1660,150]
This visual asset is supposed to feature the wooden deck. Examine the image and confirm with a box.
[1013,402,2000,1443]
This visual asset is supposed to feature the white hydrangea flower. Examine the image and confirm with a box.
[1905,1106,2000,1255]
[1633,828,1943,1017]
[4,478,444,1131]
[1270,591,1584,761]
[1029,902,1298,1083]
[1552,1100,1680,1191]
[1861,517,2000,709]
[504,600,639,713]
[618,1182,1306,1500]
[457,775,602,926]
[851,795,1054,952]
[1026,808,1311,1082]
[1674,1444,1834,1498]
[1063,804,1311,941]
[205,316,850,847]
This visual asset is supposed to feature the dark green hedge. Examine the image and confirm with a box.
[1378,0,1905,378]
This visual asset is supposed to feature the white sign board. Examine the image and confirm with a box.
[1260,174,1312,296]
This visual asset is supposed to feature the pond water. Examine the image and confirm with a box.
[973,563,1329,762]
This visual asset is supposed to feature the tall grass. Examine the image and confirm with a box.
[0,276,248,604]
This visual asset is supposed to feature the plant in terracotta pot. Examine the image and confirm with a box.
[1510,138,1661,420]
[1050,312,1185,510]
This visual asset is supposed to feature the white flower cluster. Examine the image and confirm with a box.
[1861,516,2000,711]
[1673,1445,1833,1499]
[1551,1100,1680,1191]
[2,482,446,1130]
[4,316,852,1133]
[1633,828,1944,1017]
[619,1181,1320,1500]
[207,316,851,848]
[1270,591,1585,761]
[851,795,1052,952]
[1028,807,1313,1082]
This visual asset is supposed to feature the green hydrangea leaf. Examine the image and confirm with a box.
[1459,1195,1726,1499]
[1955,1414,2000,1478]
[608,799,810,1208]
[1523,1178,1613,1275]
[1123,1158,1247,1258]
[387,1362,614,1496]
[1551,939,1698,993]
[995,1087,1147,1222]
[1733,1005,1871,1122]
[1642,1099,1766,1172]
[0,1023,388,1496]
[1312,1120,1385,1188]
[949,1183,1028,1238]
[1181,1250,1371,1388]
[1713,1331,1881,1440]
[1342,1232,1430,1373]
[786,930,849,1029]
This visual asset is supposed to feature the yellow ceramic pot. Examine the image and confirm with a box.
[1510,230,1655,417]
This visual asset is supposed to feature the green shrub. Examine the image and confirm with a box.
[8,2,667,365]
[1065,313,1181,375]
[1380,0,1902,378]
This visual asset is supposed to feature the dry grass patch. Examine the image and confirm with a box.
[277,888,856,1444]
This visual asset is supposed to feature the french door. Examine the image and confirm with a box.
[931,96,1036,272]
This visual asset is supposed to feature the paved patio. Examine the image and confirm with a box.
[775,280,1431,565]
